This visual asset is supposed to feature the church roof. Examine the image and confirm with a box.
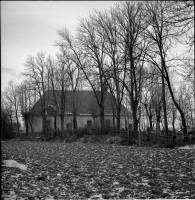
[30,90,130,117]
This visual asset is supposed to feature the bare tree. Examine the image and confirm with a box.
[23,52,49,135]
[47,57,59,130]
[142,78,155,131]
[56,27,108,129]
[167,96,177,133]
[93,8,127,130]
[177,56,195,123]
[168,1,194,48]
[76,15,109,129]
[170,1,194,123]
[3,80,21,137]
[65,54,83,131]
[112,1,149,132]
[178,83,194,127]
[47,55,70,131]
[144,1,188,139]
[1,96,15,139]
[55,32,84,131]
[152,83,163,136]
[88,98,99,127]
[144,66,164,135]
[18,80,36,135]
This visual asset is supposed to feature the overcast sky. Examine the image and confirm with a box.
[1,1,118,91]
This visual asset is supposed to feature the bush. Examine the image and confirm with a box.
[76,129,84,138]
[105,136,122,145]
[127,139,138,146]
[120,139,128,146]
[80,136,90,143]
[166,143,175,148]
[53,130,62,138]
[65,134,78,143]
[88,134,100,143]
[65,138,72,143]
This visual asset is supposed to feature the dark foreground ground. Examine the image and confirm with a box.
[1,141,195,199]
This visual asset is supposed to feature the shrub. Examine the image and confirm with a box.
[120,139,128,146]
[53,130,62,138]
[76,129,84,138]
[105,136,122,145]
[88,134,100,143]
[166,143,175,148]
[65,134,78,143]
[80,137,85,143]
[65,138,72,143]
[80,136,90,143]
[127,139,138,146]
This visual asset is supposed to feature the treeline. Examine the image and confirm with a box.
[1,1,194,139]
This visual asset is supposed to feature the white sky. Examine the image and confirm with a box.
[1,1,118,91]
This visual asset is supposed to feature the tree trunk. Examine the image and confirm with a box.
[25,118,29,137]
[164,73,188,140]
[162,73,168,139]
[15,111,20,138]
[160,55,188,139]
[149,116,153,131]
[188,100,193,127]
[73,114,77,130]
[194,65,195,124]
[61,115,64,131]
[29,119,33,133]
[93,116,96,127]
[156,113,161,141]
[42,115,47,135]
[133,117,139,133]
[172,114,176,134]
[54,115,57,130]
[10,117,13,134]
[100,106,105,129]
[138,108,142,132]
[116,107,121,130]
[113,114,115,129]
[132,105,138,133]
[144,104,153,131]
[111,104,116,129]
